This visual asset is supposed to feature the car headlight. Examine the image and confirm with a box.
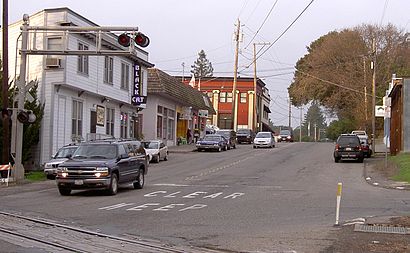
[214,143,219,146]
[95,167,109,177]
[287,136,291,139]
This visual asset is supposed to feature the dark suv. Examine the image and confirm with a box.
[236,128,255,144]
[278,129,293,142]
[56,140,148,196]
[215,129,236,150]
[334,134,364,163]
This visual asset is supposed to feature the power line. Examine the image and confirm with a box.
[241,0,315,71]
[244,0,279,49]
[379,0,389,26]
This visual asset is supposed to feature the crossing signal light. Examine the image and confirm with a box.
[17,110,36,124]
[134,32,150,48]
[118,33,131,47]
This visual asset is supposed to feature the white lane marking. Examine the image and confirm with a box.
[99,203,135,210]
[126,203,160,211]
[178,204,207,212]
[152,183,230,188]
[153,204,185,211]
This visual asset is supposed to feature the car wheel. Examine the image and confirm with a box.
[58,187,71,196]
[133,168,145,189]
[164,152,168,161]
[253,146,256,149]
[107,173,118,195]
[367,153,371,158]
[358,157,364,163]
[223,145,228,151]
[217,146,222,152]
[334,157,340,163]
[273,145,275,148]
[155,155,160,163]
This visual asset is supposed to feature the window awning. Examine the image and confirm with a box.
[263,105,271,113]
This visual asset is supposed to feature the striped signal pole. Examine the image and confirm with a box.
[335,182,343,226]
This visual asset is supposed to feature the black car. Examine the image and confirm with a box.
[56,140,148,196]
[334,134,364,163]
[215,129,237,149]
[196,134,228,152]
[236,128,255,144]
[278,129,293,142]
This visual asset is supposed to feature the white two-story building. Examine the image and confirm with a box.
[4,8,153,166]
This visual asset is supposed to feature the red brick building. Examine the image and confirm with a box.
[180,76,272,132]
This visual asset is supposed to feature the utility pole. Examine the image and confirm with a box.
[288,98,291,129]
[371,38,376,153]
[314,123,317,142]
[363,56,368,124]
[181,62,185,82]
[253,42,270,133]
[231,19,240,132]
[2,0,9,164]
[299,106,302,142]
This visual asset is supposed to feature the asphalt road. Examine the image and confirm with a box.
[1,142,409,252]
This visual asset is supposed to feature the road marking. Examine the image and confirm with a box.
[99,203,135,210]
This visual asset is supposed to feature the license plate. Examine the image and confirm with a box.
[74,180,83,185]
[346,147,352,151]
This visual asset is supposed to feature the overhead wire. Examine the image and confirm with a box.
[241,0,315,72]
[244,0,279,49]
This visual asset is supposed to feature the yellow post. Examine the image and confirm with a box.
[335,182,343,226]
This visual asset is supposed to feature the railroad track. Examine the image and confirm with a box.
[0,211,222,253]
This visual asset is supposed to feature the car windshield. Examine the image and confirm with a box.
[54,147,77,158]
[73,144,117,159]
[256,132,271,138]
[216,131,229,137]
[280,130,290,135]
[237,129,250,134]
[338,137,360,146]
[203,135,221,141]
[142,142,159,149]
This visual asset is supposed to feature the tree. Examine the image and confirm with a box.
[288,24,410,130]
[191,49,214,78]
[326,119,356,141]
[0,79,44,166]
[302,101,327,139]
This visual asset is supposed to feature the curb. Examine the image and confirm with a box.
[363,161,410,191]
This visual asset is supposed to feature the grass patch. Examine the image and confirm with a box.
[389,153,410,183]
[25,171,46,182]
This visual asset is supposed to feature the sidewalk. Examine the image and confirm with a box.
[167,143,197,153]
[364,141,410,190]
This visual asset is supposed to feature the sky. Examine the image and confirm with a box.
[3,0,410,127]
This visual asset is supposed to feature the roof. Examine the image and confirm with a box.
[148,68,215,114]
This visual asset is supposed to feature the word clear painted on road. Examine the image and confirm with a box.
[99,190,245,212]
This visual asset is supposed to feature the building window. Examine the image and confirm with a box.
[240,93,247,103]
[120,112,128,138]
[157,115,163,139]
[106,108,115,136]
[220,92,227,103]
[47,37,62,50]
[218,113,232,129]
[104,56,114,84]
[227,92,233,103]
[77,42,89,75]
[121,62,130,90]
[72,100,83,137]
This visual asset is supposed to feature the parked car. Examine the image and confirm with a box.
[278,129,293,142]
[142,140,168,163]
[196,134,228,152]
[253,132,275,148]
[359,136,372,158]
[334,134,364,163]
[44,144,78,179]
[215,129,236,149]
[351,130,369,140]
[236,128,255,144]
[56,139,148,196]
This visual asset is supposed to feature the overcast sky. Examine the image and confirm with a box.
[3,0,409,127]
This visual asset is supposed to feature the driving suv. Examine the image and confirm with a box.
[236,128,255,144]
[56,140,148,196]
[334,134,364,163]
[215,129,237,150]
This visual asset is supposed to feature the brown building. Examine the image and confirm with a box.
[180,76,272,132]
